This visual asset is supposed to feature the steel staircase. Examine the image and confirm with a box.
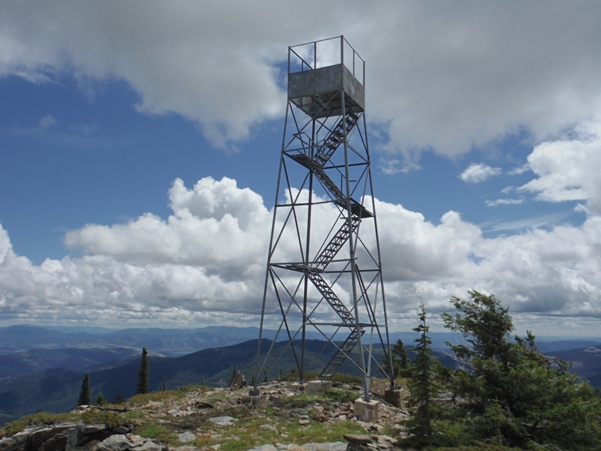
[290,153,372,219]
[306,271,365,380]
[288,110,369,380]
[307,272,355,324]
[310,216,360,272]
[314,111,361,166]
[320,328,364,379]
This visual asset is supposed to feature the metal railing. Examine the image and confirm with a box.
[288,35,365,86]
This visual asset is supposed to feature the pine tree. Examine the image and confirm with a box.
[382,338,409,379]
[78,372,91,405]
[136,348,150,395]
[231,364,237,383]
[442,291,601,449]
[95,391,107,406]
[403,303,439,448]
[115,393,125,404]
[160,376,167,391]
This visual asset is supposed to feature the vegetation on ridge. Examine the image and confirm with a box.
[400,291,601,450]
[2,291,601,451]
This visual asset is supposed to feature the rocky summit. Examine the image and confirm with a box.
[0,381,408,451]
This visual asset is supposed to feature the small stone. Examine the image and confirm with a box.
[298,419,310,425]
[374,436,397,446]
[112,426,129,435]
[134,440,163,451]
[126,434,145,445]
[208,416,235,426]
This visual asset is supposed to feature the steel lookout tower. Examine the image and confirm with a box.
[255,36,394,401]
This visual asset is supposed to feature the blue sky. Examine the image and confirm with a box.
[1,1,601,336]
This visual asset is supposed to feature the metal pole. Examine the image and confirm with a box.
[254,101,292,393]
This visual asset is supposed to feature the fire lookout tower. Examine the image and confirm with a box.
[256,36,393,400]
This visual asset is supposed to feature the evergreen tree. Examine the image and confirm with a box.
[115,393,125,404]
[264,370,268,383]
[136,348,150,395]
[231,364,237,383]
[403,303,440,448]
[95,391,107,406]
[442,291,601,449]
[382,338,409,379]
[160,376,167,391]
[77,372,91,406]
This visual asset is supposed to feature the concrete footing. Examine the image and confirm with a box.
[384,389,402,408]
[306,380,332,395]
[354,398,380,422]
[291,382,307,392]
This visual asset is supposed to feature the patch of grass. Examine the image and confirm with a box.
[80,410,133,429]
[286,419,365,444]
[134,422,177,444]
[2,412,74,435]
[331,374,363,385]
[178,384,213,394]
[281,393,315,408]
[324,389,359,404]
[186,403,366,451]
[121,410,145,421]
[2,407,145,436]
[128,389,186,407]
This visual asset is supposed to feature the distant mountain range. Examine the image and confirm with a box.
[0,324,287,356]
[0,324,599,428]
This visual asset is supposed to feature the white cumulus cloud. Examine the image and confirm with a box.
[518,119,601,214]
[1,176,601,334]
[460,163,502,183]
[2,1,601,155]
[485,198,525,207]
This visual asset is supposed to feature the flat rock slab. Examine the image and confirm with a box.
[97,434,135,451]
[343,435,372,445]
[208,416,235,426]
[247,445,278,451]
[177,432,197,443]
[301,442,347,451]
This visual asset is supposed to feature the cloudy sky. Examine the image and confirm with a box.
[1,1,601,336]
